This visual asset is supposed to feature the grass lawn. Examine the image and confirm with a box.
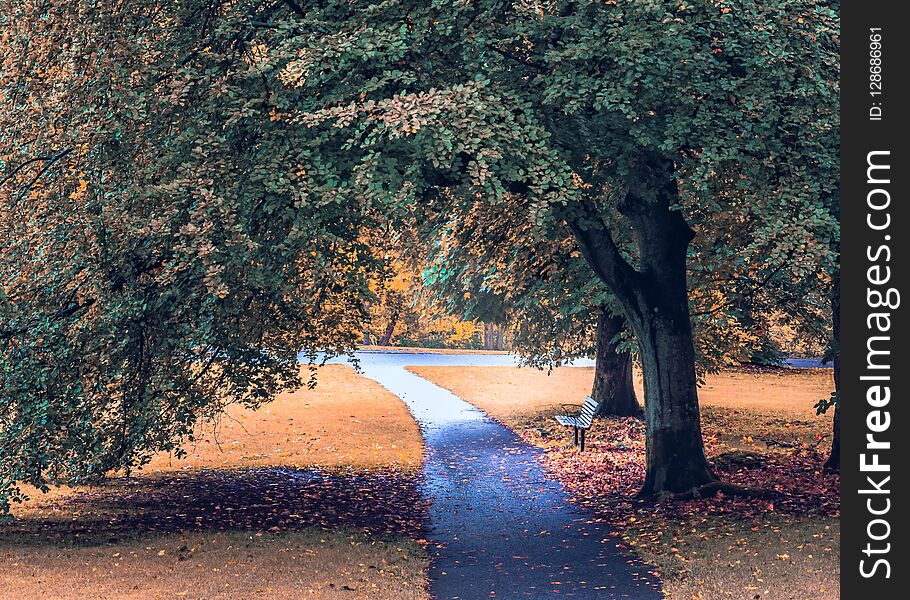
[409,365,840,600]
[1,365,430,600]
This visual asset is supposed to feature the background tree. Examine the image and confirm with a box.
[360,235,485,349]
[423,199,642,416]
[362,257,413,346]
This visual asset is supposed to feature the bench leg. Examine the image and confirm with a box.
[580,429,586,452]
[573,427,579,446]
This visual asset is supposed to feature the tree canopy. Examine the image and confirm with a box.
[1,0,839,507]
[270,0,838,491]
[1,0,384,510]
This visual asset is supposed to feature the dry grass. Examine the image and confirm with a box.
[408,364,839,600]
[147,364,423,472]
[2,365,429,600]
[0,530,427,600]
[637,513,839,600]
[406,365,597,426]
[406,365,832,436]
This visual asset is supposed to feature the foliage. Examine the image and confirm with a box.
[363,248,481,349]
[0,0,388,512]
[815,391,839,415]
[1,0,840,502]
[269,0,839,355]
[422,188,830,375]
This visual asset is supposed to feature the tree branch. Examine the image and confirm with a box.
[282,0,305,16]
[563,199,639,303]
[486,45,546,72]
[0,149,73,190]
[0,298,96,341]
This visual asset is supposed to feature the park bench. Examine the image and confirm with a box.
[554,396,600,451]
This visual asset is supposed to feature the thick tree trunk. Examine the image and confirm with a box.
[629,194,715,495]
[825,276,840,471]
[592,307,642,417]
[567,163,715,495]
[633,294,714,495]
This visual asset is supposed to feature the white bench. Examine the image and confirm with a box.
[554,396,599,451]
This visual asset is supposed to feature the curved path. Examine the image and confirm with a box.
[328,352,662,599]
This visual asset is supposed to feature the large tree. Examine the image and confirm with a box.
[419,181,830,420]
[2,0,839,503]
[0,0,386,512]
[273,0,838,493]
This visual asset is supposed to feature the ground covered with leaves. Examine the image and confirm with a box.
[1,365,430,600]
[411,365,839,599]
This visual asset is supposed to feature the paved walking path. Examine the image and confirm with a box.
[329,352,662,599]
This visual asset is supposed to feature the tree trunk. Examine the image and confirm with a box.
[826,402,840,471]
[634,293,714,495]
[825,276,840,471]
[493,324,506,350]
[377,308,400,346]
[482,322,494,350]
[567,163,715,495]
[592,307,642,417]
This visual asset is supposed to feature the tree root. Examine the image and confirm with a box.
[651,480,778,502]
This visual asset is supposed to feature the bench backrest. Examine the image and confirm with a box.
[577,396,599,427]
